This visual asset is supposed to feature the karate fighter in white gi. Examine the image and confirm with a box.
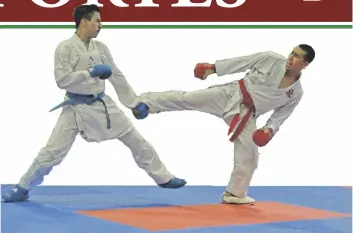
[132,44,315,204]
[2,4,186,202]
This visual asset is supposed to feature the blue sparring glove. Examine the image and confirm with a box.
[88,64,112,80]
[132,102,149,119]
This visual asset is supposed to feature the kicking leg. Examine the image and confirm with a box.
[118,127,186,189]
[132,85,232,119]
[2,108,79,202]
[222,117,258,205]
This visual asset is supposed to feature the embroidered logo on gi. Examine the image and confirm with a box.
[286,89,294,98]
[88,56,96,67]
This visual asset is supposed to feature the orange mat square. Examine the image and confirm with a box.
[77,202,351,231]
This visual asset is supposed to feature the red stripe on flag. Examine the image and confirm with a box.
[0,0,351,22]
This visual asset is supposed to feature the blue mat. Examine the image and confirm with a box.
[1,185,352,233]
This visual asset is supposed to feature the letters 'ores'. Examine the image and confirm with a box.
[32,0,246,8]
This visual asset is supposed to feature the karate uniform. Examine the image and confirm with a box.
[138,51,303,203]
[17,34,177,190]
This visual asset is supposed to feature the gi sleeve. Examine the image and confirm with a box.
[54,43,91,89]
[265,92,303,135]
[214,51,280,76]
[101,44,140,109]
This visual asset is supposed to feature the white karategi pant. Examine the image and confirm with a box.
[139,81,259,197]
[18,94,174,189]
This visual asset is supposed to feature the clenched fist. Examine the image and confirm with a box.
[252,127,273,147]
[194,63,216,80]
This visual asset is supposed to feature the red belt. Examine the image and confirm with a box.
[228,79,255,142]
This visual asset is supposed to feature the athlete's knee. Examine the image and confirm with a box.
[182,89,220,112]
[180,92,193,107]
[119,128,150,149]
[34,144,70,167]
[234,154,258,173]
[118,128,153,167]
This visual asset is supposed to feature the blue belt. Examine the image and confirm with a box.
[49,92,111,129]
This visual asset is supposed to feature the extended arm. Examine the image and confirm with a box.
[194,51,278,80]
[214,51,276,76]
[102,44,140,109]
[54,44,91,89]
[265,93,303,136]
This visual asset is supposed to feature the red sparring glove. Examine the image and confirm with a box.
[253,128,273,147]
[194,63,216,80]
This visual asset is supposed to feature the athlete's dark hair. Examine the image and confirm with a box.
[72,4,100,29]
[299,44,315,63]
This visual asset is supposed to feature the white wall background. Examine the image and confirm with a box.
[0,29,352,187]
